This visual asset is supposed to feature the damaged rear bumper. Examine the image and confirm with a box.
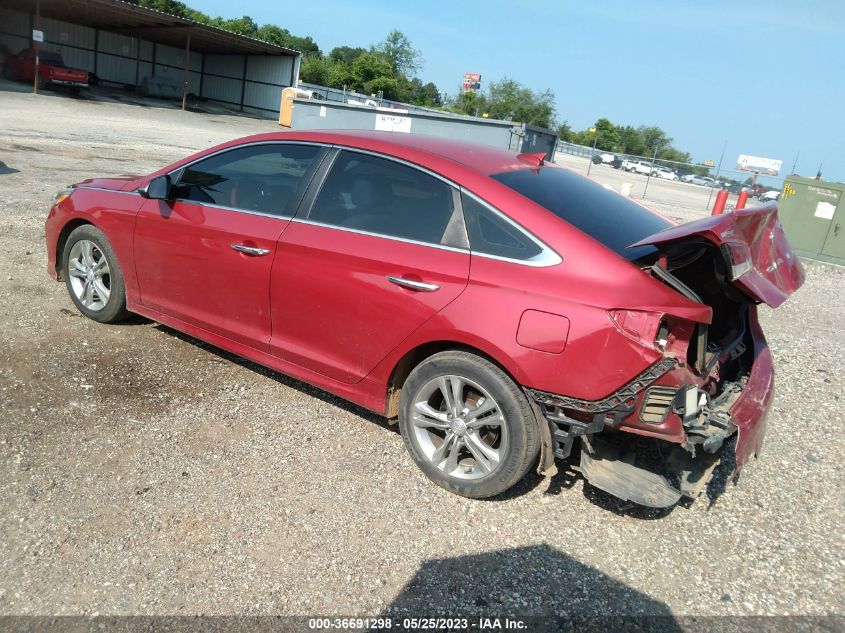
[525,308,774,508]
[729,309,773,470]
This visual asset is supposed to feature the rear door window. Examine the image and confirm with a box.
[308,151,456,245]
[461,193,542,261]
[173,144,322,216]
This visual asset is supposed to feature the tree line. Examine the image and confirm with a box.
[559,117,701,168]
[127,0,701,166]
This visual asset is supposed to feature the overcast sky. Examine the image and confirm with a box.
[195,0,845,184]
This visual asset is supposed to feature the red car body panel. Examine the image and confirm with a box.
[44,130,805,502]
[133,198,286,350]
[270,221,470,383]
[730,306,774,468]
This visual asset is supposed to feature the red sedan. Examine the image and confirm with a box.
[45,131,804,507]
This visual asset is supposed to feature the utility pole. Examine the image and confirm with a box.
[706,140,727,210]
[586,127,598,177]
[790,150,800,175]
[33,0,41,95]
[642,146,658,200]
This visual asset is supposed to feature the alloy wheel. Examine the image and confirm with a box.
[67,239,111,312]
[410,375,509,480]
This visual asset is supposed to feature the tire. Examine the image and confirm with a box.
[62,224,130,323]
[398,350,540,499]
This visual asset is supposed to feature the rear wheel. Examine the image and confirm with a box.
[399,351,540,498]
[62,225,129,323]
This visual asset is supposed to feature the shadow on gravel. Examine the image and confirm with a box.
[0,160,20,174]
[144,323,737,516]
[383,544,683,632]
[153,323,390,429]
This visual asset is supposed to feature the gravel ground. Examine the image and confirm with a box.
[0,88,843,621]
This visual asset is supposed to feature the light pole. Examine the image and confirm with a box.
[586,126,598,176]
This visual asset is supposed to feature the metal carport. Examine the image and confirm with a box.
[0,0,301,117]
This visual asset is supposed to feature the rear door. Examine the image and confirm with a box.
[269,149,470,383]
[134,143,324,350]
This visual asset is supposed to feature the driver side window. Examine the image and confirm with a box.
[172,144,321,217]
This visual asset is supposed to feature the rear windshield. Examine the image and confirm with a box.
[491,166,671,260]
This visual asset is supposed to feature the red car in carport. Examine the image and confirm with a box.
[44,131,805,508]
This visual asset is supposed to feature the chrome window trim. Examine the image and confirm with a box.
[460,188,562,268]
[308,147,560,267]
[325,145,462,190]
[164,140,328,180]
[174,199,292,220]
[289,217,471,255]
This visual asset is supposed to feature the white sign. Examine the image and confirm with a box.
[815,201,836,220]
[375,113,412,133]
[319,105,327,117]
[32,29,43,43]
[737,154,783,176]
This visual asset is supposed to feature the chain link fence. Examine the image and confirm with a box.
[553,140,786,217]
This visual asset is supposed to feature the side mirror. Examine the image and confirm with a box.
[139,174,171,200]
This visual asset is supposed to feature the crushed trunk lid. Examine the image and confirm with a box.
[629,204,805,308]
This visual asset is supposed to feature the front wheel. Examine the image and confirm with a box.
[398,351,540,498]
[62,224,129,323]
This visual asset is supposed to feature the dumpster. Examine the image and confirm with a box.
[777,176,845,265]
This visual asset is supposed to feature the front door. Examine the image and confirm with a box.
[269,150,470,383]
[133,143,324,351]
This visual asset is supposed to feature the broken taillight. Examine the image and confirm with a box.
[721,242,753,281]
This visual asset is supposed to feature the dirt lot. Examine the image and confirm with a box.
[0,88,843,620]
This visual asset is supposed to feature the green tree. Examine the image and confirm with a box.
[256,24,321,57]
[329,46,367,65]
[591,118,619,151]
[638,125,672,155]
[211,15,258,37]
[558,121,574,142]
[485,78,556,128]
[372,30,422,76]
[131,0,192,18]
[350,52,394,93]
[417,81,442,107]
[299,56,330,85]
[616,125,646,155]
[657,147,691,168]
[450,89,488,117]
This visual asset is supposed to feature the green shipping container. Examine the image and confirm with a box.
[777,176,845,265]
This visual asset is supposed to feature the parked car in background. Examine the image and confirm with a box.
[591,151,617,165]
[760,189,781,202]
[687,175,717,187]
[748,184,769,199]
[2,48,88,91]
[621,159,652,176]
[44,131,805,508]
[651,166,679,180]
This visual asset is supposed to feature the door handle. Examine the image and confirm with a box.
[231,243,270,256]
[386,275,440,292]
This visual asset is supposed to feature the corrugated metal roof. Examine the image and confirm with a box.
[1,0,301,56]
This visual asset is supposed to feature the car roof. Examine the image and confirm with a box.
[221,130,532,176]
